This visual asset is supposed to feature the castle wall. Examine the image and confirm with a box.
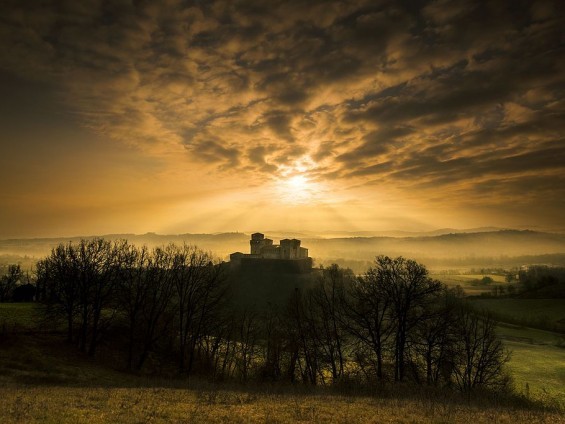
[232,233,311,271]
[239,257,313,274]
[261,245,280,259]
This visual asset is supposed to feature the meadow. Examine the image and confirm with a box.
[1,303,564,423]
[0,302,41,332]
[505,338,565,406]
[465,298,565,406]
[470,298,565,331]
[2,383,563,424]
[432,273,507,295]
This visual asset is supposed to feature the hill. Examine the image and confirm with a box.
[2,230,565,271]
[1,321,562,423]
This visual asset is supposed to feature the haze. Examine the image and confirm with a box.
[1,0,564,238]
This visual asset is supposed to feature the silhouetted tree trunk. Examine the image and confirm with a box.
[38,238,122,356]
[117,245,175,371]
[0,264,23,302]
[452,308,509,392]
[307,265,350,382]
[235,309,259,380]
[286,288,319,385]
[411,288,460,385]
[171,244,227,375]
[36,244,80,342]
[343,266,393,381]
[378,256,442,381]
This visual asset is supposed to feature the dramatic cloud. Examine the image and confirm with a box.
[0,0,563,236]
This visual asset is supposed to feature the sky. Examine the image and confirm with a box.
[0,0,564,238]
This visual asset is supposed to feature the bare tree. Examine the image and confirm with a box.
[37,245,80,342]
[410,288,460,385]
[234,309,259,381]
[284,288,320,385]
[117,244,176,370]
[452,307,509,392]
[307,265,350,383]
[38,238,122,356]
[0,264,23,302]
[378,256,442,381]
[75,238,120,356]
[170,244,228,374]
[343,266,393,381]
[259,305,285,381]
[116,243,150,369]
[34,239,511,393]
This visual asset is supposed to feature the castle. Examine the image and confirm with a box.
[229,233,312,272]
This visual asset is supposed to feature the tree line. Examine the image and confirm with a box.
[0,264,35,302]
[34,238,508,392]
[477,266,565,298]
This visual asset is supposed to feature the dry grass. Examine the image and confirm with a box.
[0,304,563,423]
[0,336,562,424]
[1,384,564,424]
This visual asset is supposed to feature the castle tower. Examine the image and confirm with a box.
[289,239,301,259]
[250,232,265,255]
[280,238,300,259]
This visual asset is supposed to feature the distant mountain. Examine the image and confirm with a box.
[313,227,506,238]
[2,230,565,269]
[0,232,249,259]
[302,230,565,267]
[259,227,510,239]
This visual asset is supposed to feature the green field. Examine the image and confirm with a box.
[0,303,41,332]
[464,298,565,404]
[471,298,565,322]
[505,339,565,406]
[432,273,508,295]
[470,298,565,333]
[1,303,564,423]
[496,323,564,345]
[490,322,565,405]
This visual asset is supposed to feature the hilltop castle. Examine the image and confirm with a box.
[230,233,312,273]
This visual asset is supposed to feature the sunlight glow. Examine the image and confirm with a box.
[277,174,322,204]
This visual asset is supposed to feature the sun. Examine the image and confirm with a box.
[287,175,308,190]
[277,174,321,204]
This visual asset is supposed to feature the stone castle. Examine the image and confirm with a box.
[230,233,312,272]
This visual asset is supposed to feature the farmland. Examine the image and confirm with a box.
[432,273,507,295]
[465,298,565,405]
[1,303,564,423]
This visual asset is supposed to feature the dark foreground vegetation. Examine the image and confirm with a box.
[1,238,563,423]
[0,309,562,424]
[1,334,561,424]
[26,239,507,390]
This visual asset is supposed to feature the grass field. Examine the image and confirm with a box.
[2,384,564,424]
[0,334,563,424]
[496,323,565,345]
[1,303,564,423]
[432,273,507,295]
[471,298,565,325]
[505,339,565,407]
[492,322,565,406]
[0,302,41,332]
[465,298,565,405]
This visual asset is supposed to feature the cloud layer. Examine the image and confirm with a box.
[0,0,564,234]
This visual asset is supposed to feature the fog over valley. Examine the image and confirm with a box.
[3,229,565,273]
